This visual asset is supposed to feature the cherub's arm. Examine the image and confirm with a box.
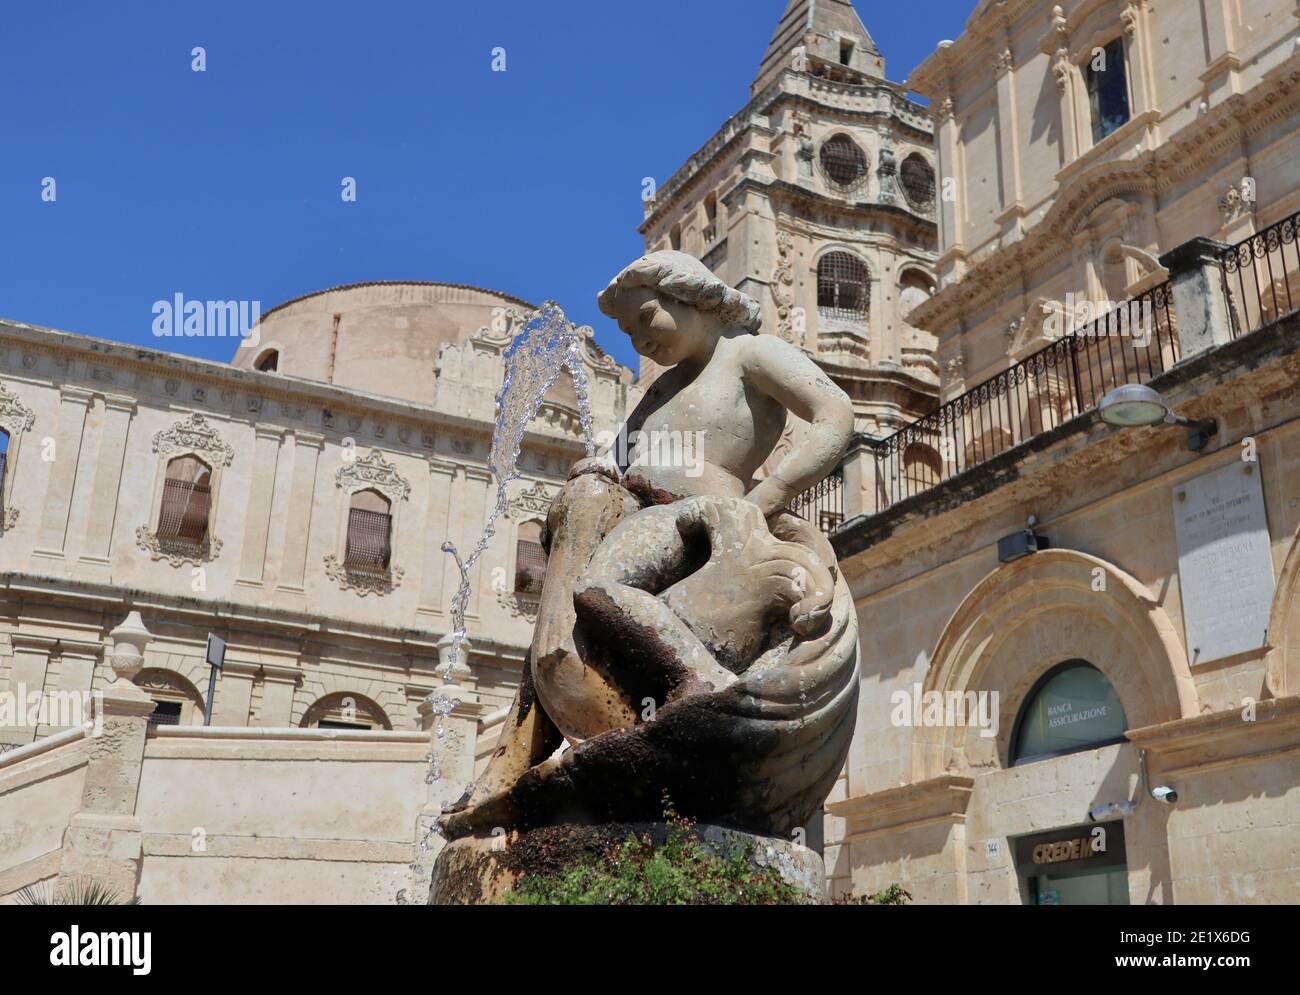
[741,335,855,519]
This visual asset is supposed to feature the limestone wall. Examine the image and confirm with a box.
[0,718,478,905]
[828,305,1300,903]
[907,0,1300,392]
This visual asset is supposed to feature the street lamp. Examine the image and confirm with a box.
[1098,384,1217,451]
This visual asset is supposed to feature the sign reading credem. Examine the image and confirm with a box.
[1033,836,1100,865]
[1172,461,1275,665]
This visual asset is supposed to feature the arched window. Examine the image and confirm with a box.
[134,668,206,728]
[158,456,212,551]
[301,691,392,731]
[670,223,682,251]
[902,443,942,493]
[515,519,547,594]
[817,252,870,322]
[819,134,868,193]
[254,349,280,372]
[1010,660,1128,765]
[900,154,936,212]
[703,192,718,242]
[344,489,392,574]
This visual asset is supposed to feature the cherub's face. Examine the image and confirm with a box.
[613,288,702,367]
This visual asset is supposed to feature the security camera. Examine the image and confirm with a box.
[1088,800,1136,822]
[1150,786,1178,804]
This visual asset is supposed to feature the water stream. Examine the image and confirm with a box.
[424,301,596,785]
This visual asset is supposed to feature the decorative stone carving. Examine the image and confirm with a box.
[994,48,1014,77]
[153,412,234,468]
[0,382,35,438]
[323,554,404,596]
[506,480,555,522]
[497,589,541,622]
[0,383,34,531]
[876,145,899,206]
[772,229,802,347]
[136,525,223,568]
[336,450,410,504]
[1121,2,1139,38]
[1219,179,1256,225]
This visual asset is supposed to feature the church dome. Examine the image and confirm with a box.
[232,280,536,405]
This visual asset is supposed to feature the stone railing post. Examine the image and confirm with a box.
[840,438,881,521]
[55,612,155,902]
[1159,236,1235,360]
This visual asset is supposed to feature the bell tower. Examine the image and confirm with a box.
[638,1,940,438]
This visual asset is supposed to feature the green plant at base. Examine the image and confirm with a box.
[14,877,141,906]
[502,802,809,906]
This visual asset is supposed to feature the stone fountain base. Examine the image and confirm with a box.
[428,822,826,905]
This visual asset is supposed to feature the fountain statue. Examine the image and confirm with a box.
[432,251,859,902]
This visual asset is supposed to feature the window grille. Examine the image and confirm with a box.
[818,135,868,193]
[818,252,870,321]
[900,155,935,212]
[344,507,392,573]
[148,700,183,728]
[515,539,547,594]
[157,477,211,546]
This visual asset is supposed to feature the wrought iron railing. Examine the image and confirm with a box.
[790,465,845,536]
[864,282,1178,514]
[344,507,392,573]
[1220,210,1300,339]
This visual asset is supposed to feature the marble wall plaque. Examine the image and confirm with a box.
[1173,460,1275,665]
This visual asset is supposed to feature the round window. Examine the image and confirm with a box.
[819,134,868,193]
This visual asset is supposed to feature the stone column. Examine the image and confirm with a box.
[1122,1,1156,118]
[4,636,56,747]
[418,458,460,617]
[236,424,285,588]
[931,91,964,280]
[77,393,135,577]
[55,612,155,902]
[1159,236,1235,359]
[993,38,1029,246]
[211,659,258,726]
[461,467,493,620]
[276,431,324,593]
[32,386,93,564]
[257,663,301,727]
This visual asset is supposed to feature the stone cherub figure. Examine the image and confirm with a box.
[440,251,860,839]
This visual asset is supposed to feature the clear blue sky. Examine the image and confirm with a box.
[0,0,973,374]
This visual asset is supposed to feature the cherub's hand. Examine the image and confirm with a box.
[437,785,518,840]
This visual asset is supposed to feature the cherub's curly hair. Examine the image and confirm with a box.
[597,250,762,333]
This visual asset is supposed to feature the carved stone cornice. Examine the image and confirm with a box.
[497,590,540,622]
[135,526,223,568]
[153,412,233,468]
[323,555,404,597]
[336,450,410,504]
[506,480,556,523]
[0,381,35,437]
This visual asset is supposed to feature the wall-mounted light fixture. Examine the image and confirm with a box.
[998,515,1050,564]
[1098,384,1217,451]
